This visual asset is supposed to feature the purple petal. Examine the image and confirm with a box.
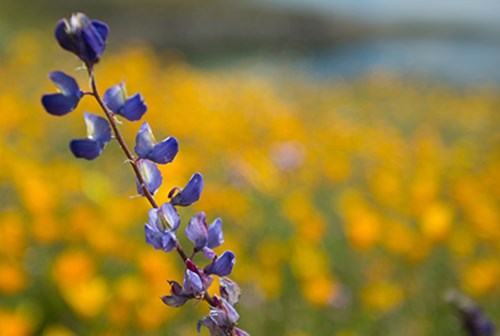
[122,93,147,121]
[144,224,177,252]
[234,328,250,336]
[81,20,108,60]
[54,19,73,52]
[186,212,208,252]
[136,159,162,195]
[149,137,178,164]
[134,122,156,158]
[91,20,109,43]
[169,280,183,296]
[84,112,111,144]
[41,93,79,116]
[152,202,180,232]
[183,269,204,295]
[201,274,214,291]
[103,83,126,114]
[197,317,218,336]
[49,71,81,97]
[219,298,240,326]
[170,173,204,206]
[161,295,189,308]
[144,223,165,250]
[206,298,239,332]
[207,218,224,249]
[54,13,108,65]
[69,138,103,160]
[42,71,82,116]
[161,232,178,252]
[202,247,217,260]
[219,277,241,306]
[204,251,236,277]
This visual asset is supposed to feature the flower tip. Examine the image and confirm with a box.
[55,13,108,65]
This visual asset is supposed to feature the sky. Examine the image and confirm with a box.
[250,0,500,28]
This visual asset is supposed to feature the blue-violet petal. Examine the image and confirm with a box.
[69,139,103,160]
[149,137,178,164]
[42,93,79,116]
[204,251,236,277]
[134,122,156,158]
[186,212,208,252]
[84,112,111,144]
[122,93,147,121]
[136,159,162,195]
[207,218,224,249]
[170,172,204,206]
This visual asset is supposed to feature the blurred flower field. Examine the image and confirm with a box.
[0,32,499,335]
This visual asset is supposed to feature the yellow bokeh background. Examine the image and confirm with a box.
[0,31,499,335]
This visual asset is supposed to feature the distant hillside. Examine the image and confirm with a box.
[0,0,368,54]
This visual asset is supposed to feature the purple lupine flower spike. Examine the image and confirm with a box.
[135,122,179,164]
[55,12,108,66]
[69,112,111,160]
[170,173,204,206]
[45,12,248,335]
[42,71,83,116]
[103,81,147,121]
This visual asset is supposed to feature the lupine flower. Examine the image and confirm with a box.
[103,81,147,121]
[144,203,179,252]
[55,12,108,66]
[460,306,496,336]
[134,122,179,164]
[204,251,236,277]
[219,277,241,307]
[69,112,111,160]
[136,159,162,195]
[42,71,83,116]
[185,212,224,258]
[183,268,204,295]
[187,259,214,292]
[447,290,496,336]
[162,260,213,307]
[197,297,248,336]
[170,173,204,206]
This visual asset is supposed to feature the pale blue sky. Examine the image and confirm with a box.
[250,0,500,27]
